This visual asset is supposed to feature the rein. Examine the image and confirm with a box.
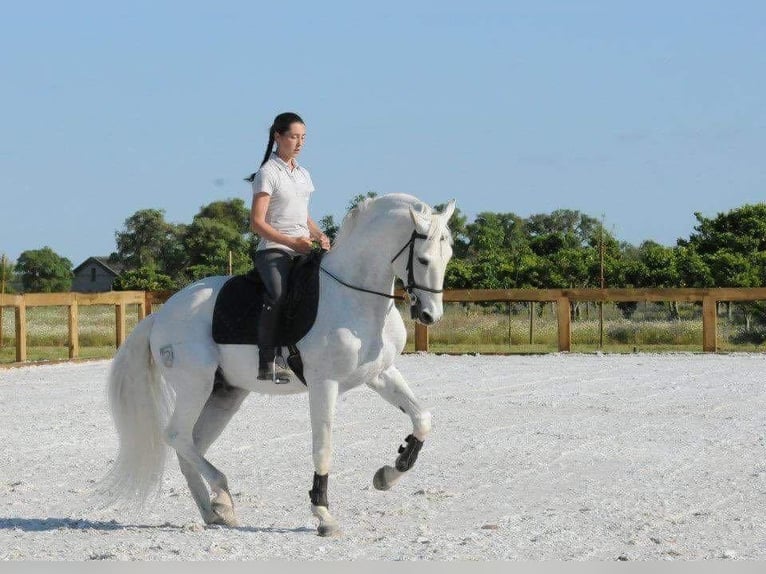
[320,230,443,302]
[320,266,404,301]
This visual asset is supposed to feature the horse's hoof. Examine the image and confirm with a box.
[311,504,340,537]
[373,466,392,490]
[210,502,240,527]
[317,521,341,537]
[373,465,403,491]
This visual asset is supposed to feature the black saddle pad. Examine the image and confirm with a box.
[212,249,325,346]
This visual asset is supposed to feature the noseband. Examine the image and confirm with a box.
[320,230,443,310]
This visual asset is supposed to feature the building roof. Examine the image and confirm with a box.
[72,256,125,276]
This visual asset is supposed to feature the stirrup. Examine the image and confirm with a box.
[258,358,292,384]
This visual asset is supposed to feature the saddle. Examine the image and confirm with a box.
[211,249,325,383]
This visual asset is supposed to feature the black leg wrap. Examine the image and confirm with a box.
[309,472,329,508]
[395,434,424,472]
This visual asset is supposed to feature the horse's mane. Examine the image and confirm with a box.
[333,194,451,248]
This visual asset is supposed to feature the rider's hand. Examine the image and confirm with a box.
[292,236,315,254]
[318,234,331,251]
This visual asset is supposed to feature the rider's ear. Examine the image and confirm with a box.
[409,205,431,235]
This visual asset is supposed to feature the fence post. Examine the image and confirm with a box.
[702,295,718,352]
[414,323,429,352]
[115,301,126,349]
[68,298,79,359]
[528,301,535,344]
[0,254,5,348]
[138,297,146,321]
[556,297,571,352]
[15,299,27,362]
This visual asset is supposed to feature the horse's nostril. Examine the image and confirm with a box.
[420,311,434,325]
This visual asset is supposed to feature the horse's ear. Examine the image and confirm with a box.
[441,199,456,222]
[409,204,431,235]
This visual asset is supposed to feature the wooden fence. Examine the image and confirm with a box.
[0,291,148,363]
[413,287,766,353]
[2,287,766,364]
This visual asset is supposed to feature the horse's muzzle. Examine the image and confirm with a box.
[418,310,435,325]
[410,299,438,325]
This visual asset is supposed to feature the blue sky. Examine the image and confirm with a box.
[2,0,764,266]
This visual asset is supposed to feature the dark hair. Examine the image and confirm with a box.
[244,112,305,182]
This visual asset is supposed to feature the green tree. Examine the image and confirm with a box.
[502,214,537,286]
[114,209,180,270]
[675,245,712,287]
[707,251,762,288]
[526,211,609,289]
[113,267,176,291]
[462,213,520,288]
[190,199,257,275]
[527,209,600,247]
[680,203,766,287]
[156,223,189,281]
[15,247,73,292]
[182,218,251,281]
[1,255,16,294]
[685,204,766,255]
[615,240,681,319]
[444,258,474,289]
[591,228,622,287]
[318,215,340,244]
[471,251,515,289]
[466,212,506,254]
[635,241,679,287]
[533,247,592,289]
[193,198,250,234]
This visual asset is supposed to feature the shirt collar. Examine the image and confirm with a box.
[272,152,299,171]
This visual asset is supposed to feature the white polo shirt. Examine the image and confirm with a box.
[252,153,315,253]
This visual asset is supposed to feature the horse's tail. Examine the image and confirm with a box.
[96,314,173,509]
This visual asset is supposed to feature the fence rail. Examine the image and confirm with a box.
[2,287,766,365]
[427,287,766,353]
[0,291,147,363]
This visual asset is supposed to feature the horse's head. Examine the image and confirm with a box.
[392,199,456,325]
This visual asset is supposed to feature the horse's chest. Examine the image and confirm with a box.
[306,326,395,389]
[302,304,405,387]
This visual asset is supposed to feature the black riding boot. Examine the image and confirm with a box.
[257,301,292,384]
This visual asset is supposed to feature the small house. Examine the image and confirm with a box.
[72,257,123,293]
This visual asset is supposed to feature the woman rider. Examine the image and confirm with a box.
[246,112,331,383]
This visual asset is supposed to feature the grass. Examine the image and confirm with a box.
[2,301,764,365]
[1,304,141,364]
[399,301,765,355]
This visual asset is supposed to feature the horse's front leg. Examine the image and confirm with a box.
[307,379,340,537]
[367,365,432,491]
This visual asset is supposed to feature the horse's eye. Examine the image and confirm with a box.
[417,257,429,266]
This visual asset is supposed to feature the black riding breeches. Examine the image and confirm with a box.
[254,248,295,307]
[253,249,296,363]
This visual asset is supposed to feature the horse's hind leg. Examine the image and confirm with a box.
[164,368,242,527]
[366,365,432,491]
[177,373,249,526]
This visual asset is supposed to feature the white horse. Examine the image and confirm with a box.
[98,193,455,536]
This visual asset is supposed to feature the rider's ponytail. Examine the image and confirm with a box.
[260,126,276,167]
